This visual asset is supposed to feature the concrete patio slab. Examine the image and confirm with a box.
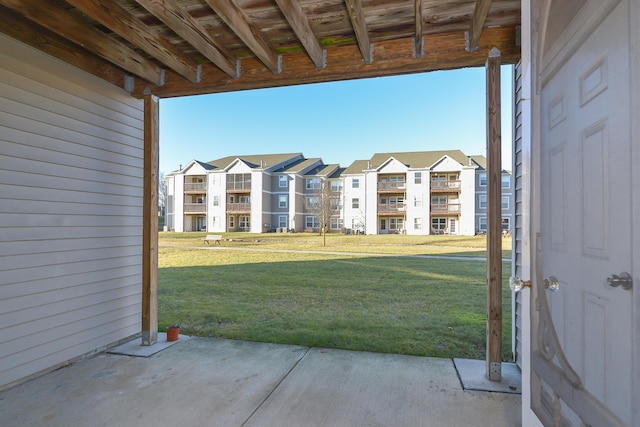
[453,358,522,394]
[107,333,190,357]
[0,338,521,427]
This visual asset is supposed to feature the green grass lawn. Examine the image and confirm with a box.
[158,232,513,361]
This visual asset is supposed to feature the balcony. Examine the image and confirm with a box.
[377,204,406,215]
[430,180,461,192]
[227,182,251,192]
[377,182,406,192]
[227,203,251,213]
[184,182,206,193]
[184,203,206,213]
[431,203,461,215]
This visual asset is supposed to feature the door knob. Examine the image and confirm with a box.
[543,276,560,292]
[607,272,633,290]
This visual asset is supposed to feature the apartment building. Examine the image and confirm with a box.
[165,150,512,236]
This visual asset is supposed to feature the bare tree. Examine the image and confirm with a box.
[158,172,168,218]
[304,178,341,246]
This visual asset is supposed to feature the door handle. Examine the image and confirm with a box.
[607,272,633,290]
[543,276,560,292]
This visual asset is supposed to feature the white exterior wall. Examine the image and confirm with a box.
[363,172,378,234]
[250,170,264,233]
[288,174,298,230]
[405,169,429,235]
[173,176,184,232]
[0,34,143,388]
[458,167,476,235]
[342,174,366,233]
[208,172,225,232]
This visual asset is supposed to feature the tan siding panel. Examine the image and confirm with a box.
[0,34,143,388]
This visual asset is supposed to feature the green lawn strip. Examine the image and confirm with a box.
[158,248,513,361]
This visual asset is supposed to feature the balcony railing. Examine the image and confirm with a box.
[431,203,461,214]
[184,182,206,192]
[430,180,461,192]
[377,182,406,192]
[378,204,406,213]
[184,203,206,213]
[227,203,251,213]
[227,182,251,191]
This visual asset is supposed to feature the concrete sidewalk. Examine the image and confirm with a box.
[0,338,521,427]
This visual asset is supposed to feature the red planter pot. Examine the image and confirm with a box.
[166,326,180,341]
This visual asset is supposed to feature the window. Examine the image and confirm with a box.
[239,215,250,229]
[502,218,510,231]
[502,196,509,210]
[279,175,287,188]
[431,218,447,232]
[479,217,487,231]
[414,218,422,230]
[479,173,487,186]
[352,198,360,209]
[389,218,404,231]
[479,194,487,209]
[305,216,319,229]
[432,196,447,205]
[502,175,510,188]
[330,181,342,192]
[330,218,343,230]
[414,172,422,184]
[213,195,219,206]
[306,196,320,209]
[212,216,219,227]
[352,178,360,189]
[306,178,321,190]
[279,215,288,228]
[279,195,288,208]
[414,197,422,208]
[229,216,235,228]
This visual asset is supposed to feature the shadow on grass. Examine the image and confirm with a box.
[159,254,513,361]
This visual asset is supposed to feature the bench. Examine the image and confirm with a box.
[203,234,222,245]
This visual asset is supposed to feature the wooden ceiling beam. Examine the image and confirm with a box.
[274,0,326,70]
[466,0,493,52]
[0,0,165,86]
[414,0,423,58]
[203,0,281,74]
[344,0,373,64]
[0,6,128,90]
[133,0,239,79]
[66,0,200,83]
[133,27,519,98]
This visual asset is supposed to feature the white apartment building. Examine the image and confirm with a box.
[165,150,512,236]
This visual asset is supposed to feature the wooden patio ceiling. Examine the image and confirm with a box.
[0,0,520,98]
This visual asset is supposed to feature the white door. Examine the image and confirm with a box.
[533,0,635,425]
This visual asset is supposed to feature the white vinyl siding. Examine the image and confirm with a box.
[512,61,524,368]
[0,34,143,388]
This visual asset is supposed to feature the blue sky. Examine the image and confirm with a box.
[159,65,513,174]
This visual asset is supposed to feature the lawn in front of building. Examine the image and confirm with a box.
[158,233,513,361]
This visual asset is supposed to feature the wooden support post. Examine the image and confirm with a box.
[486,47,502,381]
[142,90,159,346]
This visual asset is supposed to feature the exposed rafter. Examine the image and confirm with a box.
[0,0,165,86]
[66,0,200,83]
[274,0,326,70]
[133,0,239,79]
[414,0,424,58]
[203,0,281,74]
[0,6,129,90]
[466,0,493,52]
[134,27,520,98]
[344,0,373,64]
